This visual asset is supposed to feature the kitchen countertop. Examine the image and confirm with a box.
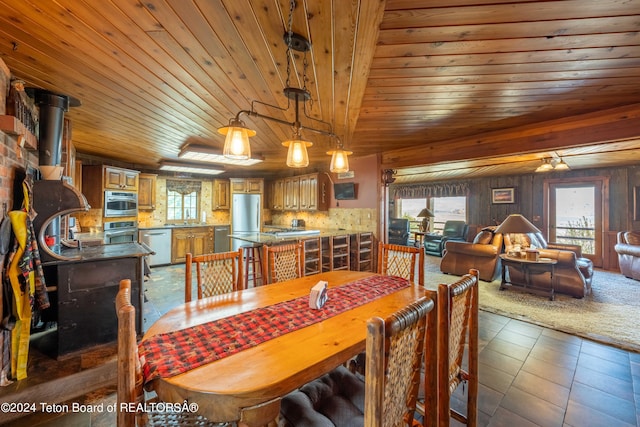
[229,228,362,245]
[42,242,152,265]
[138,223,226,230]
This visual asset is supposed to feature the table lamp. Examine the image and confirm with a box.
[417,208,434,232]
[494,214,541,250]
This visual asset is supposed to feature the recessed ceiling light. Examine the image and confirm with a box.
[179,144,263,166]
[159,160,225,176]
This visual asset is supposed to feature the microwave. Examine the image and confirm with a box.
[104,190,138,217]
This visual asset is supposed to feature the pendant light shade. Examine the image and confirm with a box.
[327,147,353,173]
[282,138,312,168]
[218,119,255,160]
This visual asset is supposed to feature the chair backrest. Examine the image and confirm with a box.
[388,218,410,245]
[262,242,304,284]
[377,242,424,285]
[436,269,479,427]
[364,296,435,427]
[442,220,468,239]
[116,279,142,427]
[185,250,243,303]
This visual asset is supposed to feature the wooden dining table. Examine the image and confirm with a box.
[140,270,430,426]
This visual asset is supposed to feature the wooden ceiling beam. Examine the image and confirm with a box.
[381,103,640,168]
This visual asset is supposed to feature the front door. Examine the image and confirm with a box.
[545,177,608,268]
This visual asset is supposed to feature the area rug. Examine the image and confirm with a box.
[423,257,640,353]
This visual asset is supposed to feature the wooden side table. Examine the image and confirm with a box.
[412,231,439,248]
[499,254,557,300]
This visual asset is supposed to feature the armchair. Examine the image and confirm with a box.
[388,218,410,246]
[614,231,640,280]
[440,227,504,281]
[503,233,593,298]
[423,220,468,257]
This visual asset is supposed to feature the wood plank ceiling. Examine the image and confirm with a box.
[0,0,639,183]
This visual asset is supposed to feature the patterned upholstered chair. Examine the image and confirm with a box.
[185,250,243,303]
[278,296,436,427]
[262,242,304,284]
[377,242,424,285]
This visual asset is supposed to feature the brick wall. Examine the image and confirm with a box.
[1,58,39,211]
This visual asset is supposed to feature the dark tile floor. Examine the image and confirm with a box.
[9,263,640,426]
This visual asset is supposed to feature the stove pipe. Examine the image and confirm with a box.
[34,90,69,166]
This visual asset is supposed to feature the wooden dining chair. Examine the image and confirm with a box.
[378,242,425,285]
[262,242,304,284]
[116,279,141,427]
[116,279,225,427]
[416,269,479,427]
[185,250,243,303]
[278,295,436,427]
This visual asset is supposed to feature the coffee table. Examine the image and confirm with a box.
[499,254,557,300]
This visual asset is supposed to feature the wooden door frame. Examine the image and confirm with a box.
[543,176,609,268]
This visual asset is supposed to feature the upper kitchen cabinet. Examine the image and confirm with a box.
[271,173,329,211]
[270,179,284,210]
[230,178,263,194]
[103,166,138,191]
[284,176,300,210]
[300,173,330,211]
[138,173,157,210]
[82,165,139,208]
[212,179,230,210]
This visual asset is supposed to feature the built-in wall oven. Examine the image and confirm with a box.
[104,190,138,217]
[104,220,137,244]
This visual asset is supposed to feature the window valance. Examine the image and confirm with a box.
[391,181,469,199]
[166,179,201,195]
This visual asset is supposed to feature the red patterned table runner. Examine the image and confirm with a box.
[139,275,409,383]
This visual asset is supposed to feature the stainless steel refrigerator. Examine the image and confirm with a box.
[231,193,261,251]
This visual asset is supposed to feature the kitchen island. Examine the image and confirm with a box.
[230,228,375,274]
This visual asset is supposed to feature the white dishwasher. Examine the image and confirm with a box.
[139,228,172,267]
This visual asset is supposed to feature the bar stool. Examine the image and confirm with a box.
[240,244,263,288]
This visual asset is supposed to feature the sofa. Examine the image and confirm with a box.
[503,233,593,298]
[388,218,410,246]
[440,226,503,281]
[614,231,640,280]
[423,220,468,257]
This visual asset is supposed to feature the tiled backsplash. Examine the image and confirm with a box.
[270,208,378,234]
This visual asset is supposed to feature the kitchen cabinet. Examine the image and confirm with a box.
[284,176,300,210]
[171,226,214,263]
[212,179,230,209]
[230,178,263,194]
[272,173,329,211]
[103,166,139,190]
[299,173,330,211]
[270,179,284,210]
[82,165,140,209]
[138,173,157,210]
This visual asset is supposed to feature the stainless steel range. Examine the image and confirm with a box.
[104,220,137,244]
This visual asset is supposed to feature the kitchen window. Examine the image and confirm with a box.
[166,179,201,223]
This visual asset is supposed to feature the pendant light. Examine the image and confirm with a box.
[327,142,352,173]
[217,0,351,169]
[219,118,255,160]
[283,129,312,168]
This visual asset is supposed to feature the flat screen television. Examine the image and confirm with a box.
[334,182,356,200]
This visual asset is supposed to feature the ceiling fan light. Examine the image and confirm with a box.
[282,139,312,168]
[554,158,570,170]
[535,158,553,172]
[218,120,256,160]
[327,148,352,173]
